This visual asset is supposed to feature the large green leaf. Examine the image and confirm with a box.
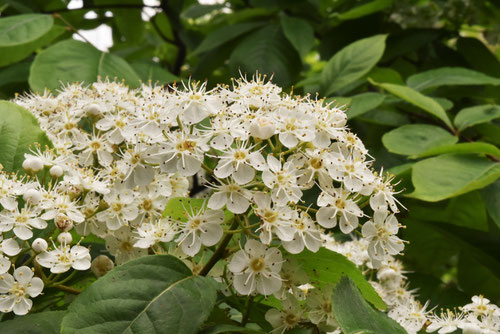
[345,92,386,119]
[61,255,218,334]
[0,101,51,172]
[482,180,500,229]
[332,277,406,334]
[289,248,386,310]
[29,39,141,92]
[409,154,500,202]
[412,142,500,159]
[407,67,500,91]
[321,35,387,96]
[194,21,266,55]
[371,80,453,129]
[0,14,53,67]
[382,124,457,156]
[454,105,500,131]
[163,197,233,222]
[280,15,314,58]
[229,24,302,87]
[457,37,500,77]
[0,310,65,333]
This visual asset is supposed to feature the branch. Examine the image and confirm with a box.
[160,0,186,76]
[199,219,239,276]
[43,4,160,14]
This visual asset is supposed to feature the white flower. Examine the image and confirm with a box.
[362,210,405,261]
[40,194,85,224]
[213,141,266,184]
[117,144,155,186]
[253,192,294,245]
[327,143,375,192]
[74,131,114,167]
[427,310,465,334]
[274,108,315,148]
[134,218,177,249]
[228,240,283,295]
[282,210,322,254]
[462,295,500,318]
[174,82,222,125]
[207,180,252,214]
[262,155,302,206]
[265,296,302,333]
[36,244,91,274]
[0,267,43,315]
[106,226,148,264]
[175,207,224,257]
[96,189,139,230]
[369,170,404,213]
[249,116,275,140]
[316,185,363,233]
[0,206,47,240]
[0,237,20,274]
[95,113,130,144]
[306,285,337,327]
[388,299,430,334]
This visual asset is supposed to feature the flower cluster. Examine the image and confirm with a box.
[0,74,487,333]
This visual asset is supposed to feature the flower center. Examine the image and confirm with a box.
[142,199,153,211]
[263,210,278,223]
[310,157,322,169]
[190,218,202,229]
[120,241,133,252]
[335,199,346,209]
[176,140,196,152]
[284,313,299,326]
[112,202,123,212]
[9,282,25,297]
[233,150,247,161]
[250,257,265,272]
[90,141,101,151]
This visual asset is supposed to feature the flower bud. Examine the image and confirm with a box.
[85,103,101,116]
[91,255,114,277]
[23,188,42,205]
[29,157,45,172]
[57,232,72,244]
[32,238,48,253]
[55,213,74,232]
[49,165,64,178]
[250,116,275,140]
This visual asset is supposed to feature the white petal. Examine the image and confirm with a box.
[200,224,223,246]
[26,277,43,297]
[207,192,227,210]
[226,192,250,214]
[233,163,254,185]
[13,226,33,240]
[316,207,337,228]
[2,238,20,256]
[233,272,255,295]
[14,266,34,285]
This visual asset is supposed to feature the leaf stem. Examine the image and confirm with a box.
[199,218,238,276]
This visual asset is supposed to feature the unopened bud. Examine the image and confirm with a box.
[55,213,73,232]
[29,157,44,172]
[23,188,42,205]
[250,116,275,140]
[85,103,101,116]
[57,232,72,244]
[91,255,114,277]
[32,238,48,253]
[49,165,64,178]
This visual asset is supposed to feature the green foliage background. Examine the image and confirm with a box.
[1,0,500,332]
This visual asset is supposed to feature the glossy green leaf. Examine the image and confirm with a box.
[200,324,263,334]
[61,255,218,334]
[409,154,500,202]
[458,251,500,301]
[482,180,500,229]
[457,37,500,77]
[131,61,178,85]
[345,92,385,119]
[407,67,500,91]
[335,0,394,21]
[332,277,406,334]
[382,124,457,156]
[0,14,53,66]
[454,105,500,131]
[163,197,233,222]
[0,101,51,172]
[289,248,386,310]
[321,35,387,96]
[280,15,314,58]
[194,21,266,55]
[371,80,453,129]
[0,310,65,334]
[367,67,404,85]
[29,39,141,92]
[229,24,302,87]
[115,9,145,43]
[411,142,500,159]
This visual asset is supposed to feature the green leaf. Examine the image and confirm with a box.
[0,101,51,172]
[458,250,500,301]
[371,80,453,129]
[411,142,500,159]
[115,9,145,43]
[29,39,141,92]
[332,277,407,334]
[280,15,314,58]
[335,0,394,21]
[0,310,65,333]
[482,180,500,229]
[457,37,500,77]
[200,324,263,334]
[382,124,457,156]
[229,24,302,87]
[289,248,386,310]
[409,154,500,202]
[131,61,178,85]
[409,191,489,232]
[194,21,266,55]
[367,67,404,85]
[345,92,385,119]
[61,255,218,334]
[454,105,500,131]
[0,14,53,67]
[359,108,409,127]
[321,35,387,96]
[407,67,500,91]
